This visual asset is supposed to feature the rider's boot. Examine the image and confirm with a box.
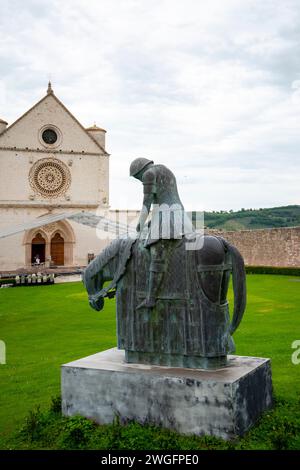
[136,263,165,310]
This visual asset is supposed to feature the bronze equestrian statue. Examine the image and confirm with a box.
[83,159,246,369]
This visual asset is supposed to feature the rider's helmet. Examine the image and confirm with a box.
[129,158,154,177]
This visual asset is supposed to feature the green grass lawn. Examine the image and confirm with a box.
[0,281,116,444]
[0,275,300,449]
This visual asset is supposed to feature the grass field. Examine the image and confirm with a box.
[0,275,300,449]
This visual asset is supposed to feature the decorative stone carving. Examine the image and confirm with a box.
[29,157,71,198]
[43,222,58,234]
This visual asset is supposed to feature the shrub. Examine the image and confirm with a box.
[245,266,300,276]
[57,416,96,449]
[19,406,43,442]
[0,278,16,286]
[50,396,62,414]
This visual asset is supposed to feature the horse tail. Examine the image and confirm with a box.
[218,237,247,334]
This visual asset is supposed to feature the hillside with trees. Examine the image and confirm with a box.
[203,205,300,231]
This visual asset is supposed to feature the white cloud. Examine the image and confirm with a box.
[0,0,300,210]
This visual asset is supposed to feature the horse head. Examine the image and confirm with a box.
[82,237,136,311]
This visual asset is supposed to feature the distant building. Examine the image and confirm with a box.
[0,83,110,271]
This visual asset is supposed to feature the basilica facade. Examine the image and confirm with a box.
[0,84,110,271]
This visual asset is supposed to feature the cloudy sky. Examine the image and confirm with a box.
[0,0,300,211]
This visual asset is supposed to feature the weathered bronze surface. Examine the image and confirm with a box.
[83,160,246,369]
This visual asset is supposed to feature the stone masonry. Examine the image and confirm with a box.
[207,226,300,267]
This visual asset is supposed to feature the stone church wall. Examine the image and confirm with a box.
[207,226,300,267]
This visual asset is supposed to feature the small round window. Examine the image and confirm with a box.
[42,128,58,145]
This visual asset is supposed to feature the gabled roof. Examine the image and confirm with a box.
[0,86,109,156]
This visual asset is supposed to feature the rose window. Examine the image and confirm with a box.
[29,158,71,198]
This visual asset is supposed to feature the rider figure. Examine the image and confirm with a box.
[130,158,193,309]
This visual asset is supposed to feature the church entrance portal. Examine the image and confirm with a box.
[31,233,46,264]
[51,233,65,266]
[25,220,74,268]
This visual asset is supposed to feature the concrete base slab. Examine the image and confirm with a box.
[61,348,273,440]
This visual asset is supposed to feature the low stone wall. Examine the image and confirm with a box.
[55,274,82,284]
[207,226,300,267]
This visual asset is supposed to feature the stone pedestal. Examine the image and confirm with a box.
[61,348,273,440]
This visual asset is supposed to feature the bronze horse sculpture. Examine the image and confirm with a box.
[83,232,246,369]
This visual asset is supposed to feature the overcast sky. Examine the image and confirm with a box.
[0,0,300,211]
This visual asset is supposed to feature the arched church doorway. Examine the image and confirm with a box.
[24,219,75,268]
[31,233,46,264]
[51,233,65,266]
